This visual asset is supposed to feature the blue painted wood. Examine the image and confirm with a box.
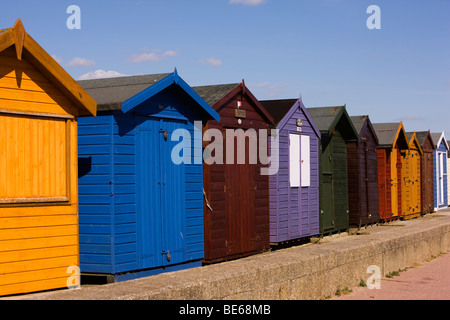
[78,72,217,278]
[265,99,321,243]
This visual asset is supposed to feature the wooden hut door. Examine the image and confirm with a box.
[401,150,411,216]
[437,152,445,206]
[320,143,334,231]
[136,117,187,269]
[224,130,257,257]
[423,153,433,213]
[390,148,399,217]
[411,151,421,214]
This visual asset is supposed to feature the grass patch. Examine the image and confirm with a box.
[335,286,352,296]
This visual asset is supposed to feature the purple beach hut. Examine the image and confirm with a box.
[260,97,321,244]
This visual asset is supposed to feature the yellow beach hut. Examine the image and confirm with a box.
[0,19,96,296]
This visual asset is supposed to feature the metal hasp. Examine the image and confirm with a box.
[259,97,322,244]
[77,71,219,281]
[194,80,274,264]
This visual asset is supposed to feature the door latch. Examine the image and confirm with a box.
[161,250,171,262]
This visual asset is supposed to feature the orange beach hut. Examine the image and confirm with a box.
[0,19,96,296]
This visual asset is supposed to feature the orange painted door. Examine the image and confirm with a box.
[390,148,399,217]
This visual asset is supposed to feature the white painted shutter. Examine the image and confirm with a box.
[289,134,301,188]
[301,135,311,187]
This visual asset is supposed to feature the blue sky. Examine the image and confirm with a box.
[1,0,449,136]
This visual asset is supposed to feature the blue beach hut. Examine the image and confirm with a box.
[77,70,219,282]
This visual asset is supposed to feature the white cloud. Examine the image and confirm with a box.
[396,114,424,121]
[250,82,290,98]
[127,50,179,63]
[78,69,127,80]
[251,82,289,90]
[229,0,265,6]
[199,58,223,67]
[162,50,179,58]
[67,57,96,67]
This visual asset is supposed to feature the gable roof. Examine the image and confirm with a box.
[259,98,298,127]
[431,132,449,150]
[372,122,409,149]
[260,97,321,138]
[0,19,96,116]
[78,70,220,122]
[306,106,358,141]
[78,74,171,111]
[193,80,274,125]
[405,131,423,155]
[409,131,434,149]
[350,115,379,145]
[193,83,240,106]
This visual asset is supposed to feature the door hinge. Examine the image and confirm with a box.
[109,181,114,196]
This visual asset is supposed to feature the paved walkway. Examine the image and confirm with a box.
[333,251,450,300]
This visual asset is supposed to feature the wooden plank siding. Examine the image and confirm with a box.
[418,132,435,215]
[0,50,80,296]
[0,20,95,296]
[347,116,380,226]
[377,149,391,220]
[263,100,320,244]
[434,137,449,210]
[77,73,215,280]
[199,84,272,264]
[401,135,422,219]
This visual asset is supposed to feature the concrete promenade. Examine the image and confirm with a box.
[5,208,450,300]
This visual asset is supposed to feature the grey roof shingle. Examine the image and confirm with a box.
[372,123,402,147]
[193,83,240,106]
[430,132,445,148]
[350,115,369,135]
[78,74,171,111]
[306,106,345,132]
[410,131,431,146]
[259,99,298,127]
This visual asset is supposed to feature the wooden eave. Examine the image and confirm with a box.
[0,19,97,116]
[212,80,274,125]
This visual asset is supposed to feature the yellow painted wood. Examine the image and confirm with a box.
[0,215,77,230]
[0,266,74,287]
[390,148,399,217]
[401,150,411,217]
[0,274,72,296]
[402,135,423,220]
[0,246,78,265]
[0,235,78,253]
[0,114,68,203]
[0,75,79,297]
[0,19,95,296]
[0,256,76,274]
[0,224,77,242]
[0,55,78,116]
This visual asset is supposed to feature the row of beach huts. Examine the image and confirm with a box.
[0,20,449,297]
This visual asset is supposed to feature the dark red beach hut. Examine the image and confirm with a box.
[348,116,380,227]
[412,131,435,215]
[194,81,274,264]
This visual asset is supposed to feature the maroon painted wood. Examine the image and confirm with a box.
[348,116,380,226]
[194,81,274,264]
